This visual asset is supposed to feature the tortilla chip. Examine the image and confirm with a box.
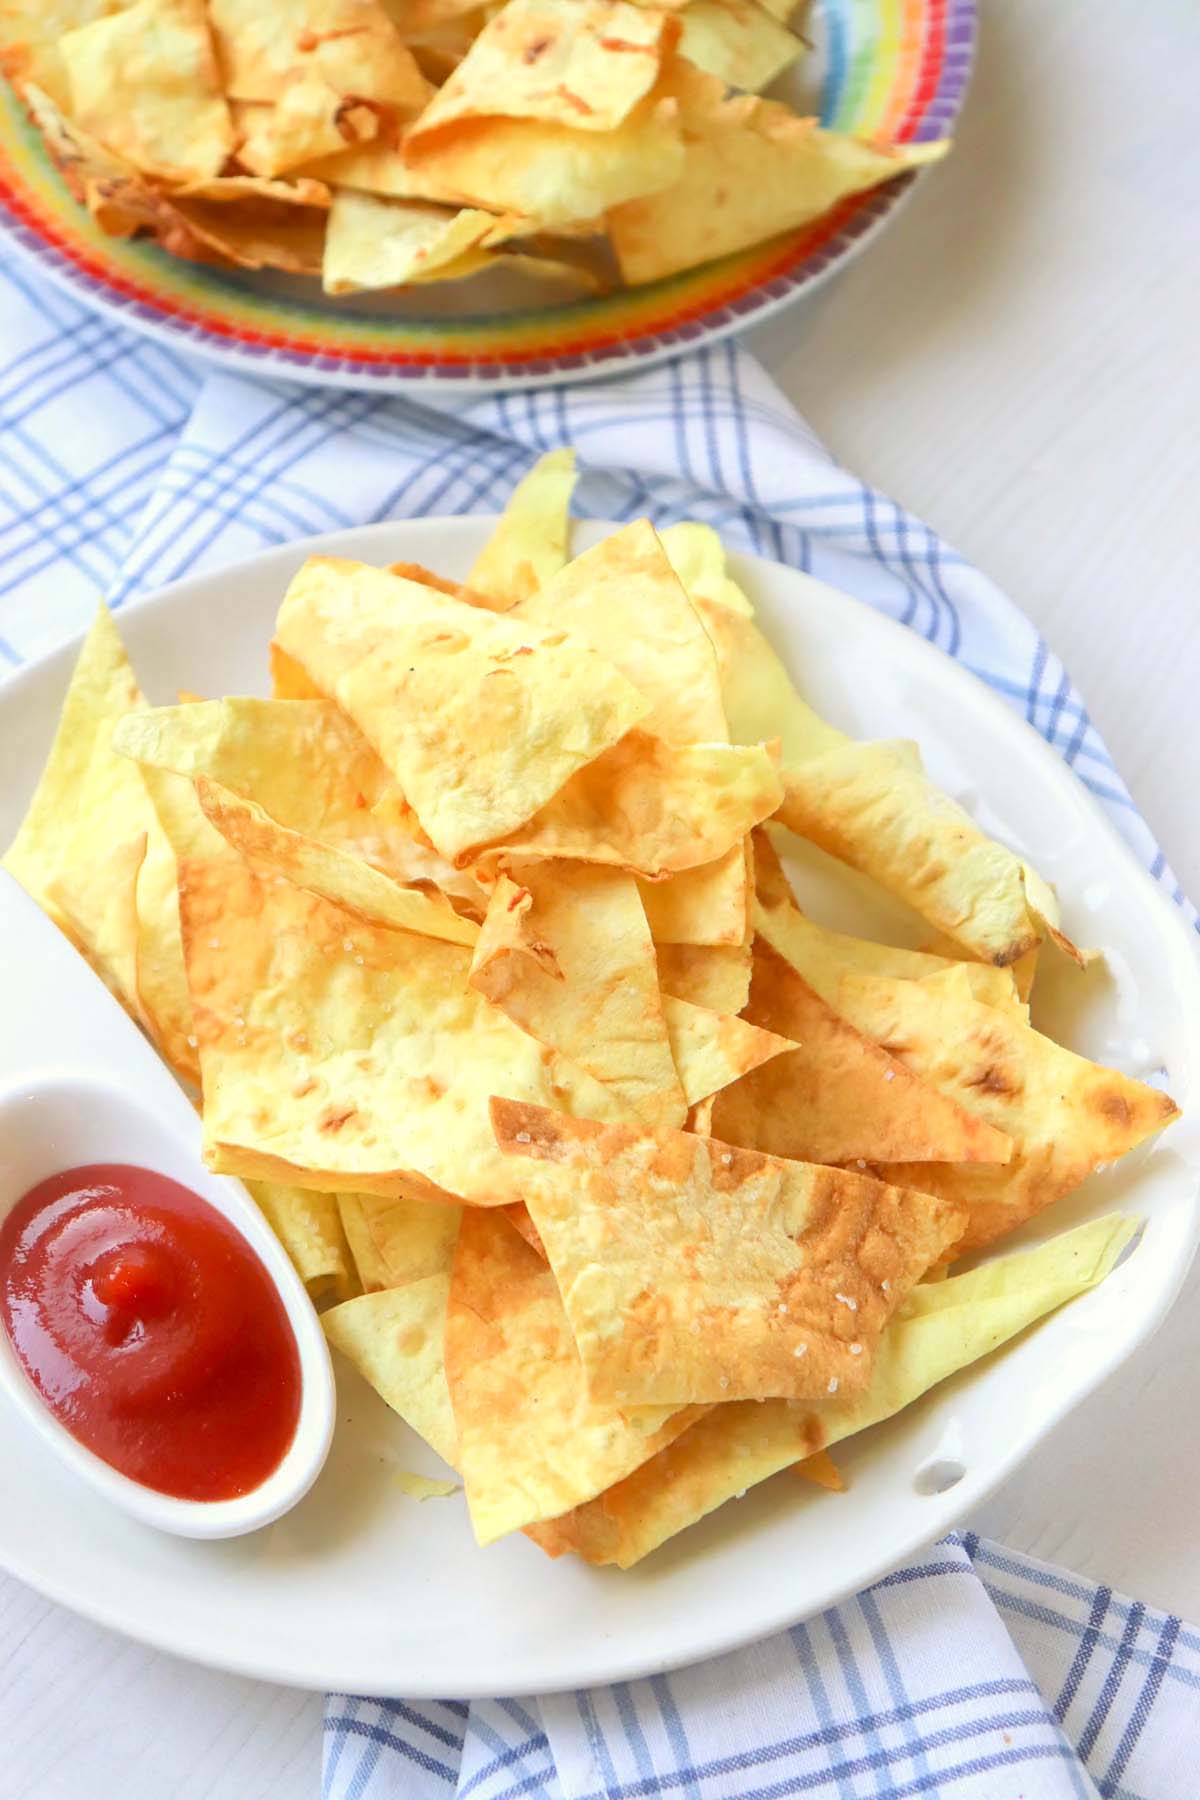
[656,941,752,1014]
[210,0,428,106]
[678,0,801,92]
[637,841,749,946]
[275,557,649,863]
[530,1212,1138,1565]
[711,938,1014,1166]
[182,861,630,1203]
[323,1274,459,1465]
[493,1100,966,1406]
[323,192,522,292]
[0,1,131,111]
[3,604,143,924]
[406,0,673,142]
[757,884,1178,1251]
[269,640,324,699]
[356,1191,462,1286]
[61,0,233,182]
[607,62,946,283]
[247,1179,359,1305]
[161,189,330,273]
[659,521,754,618]
[476,733,782,877]
[500,1200,546,1258]
[661,992,794,1107]
[796,1447,843,1492]
[336,1193,393,1292]
[49,832,148,1020]
[467,449,577,608]
[133,815,201,1082]
[516,519,726,744]
[445,1208,704,1543]
[114,697,482,928]
[468,865,684,1125]
[399,94,685,225]
[694,594,845,764]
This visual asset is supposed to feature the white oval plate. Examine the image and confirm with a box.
[0,518,1197,1698]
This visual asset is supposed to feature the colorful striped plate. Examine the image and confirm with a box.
[0,0,975,391]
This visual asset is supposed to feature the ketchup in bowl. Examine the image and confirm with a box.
[0,1165,301,1501]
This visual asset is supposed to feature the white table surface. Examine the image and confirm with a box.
[2,2,1198,1793]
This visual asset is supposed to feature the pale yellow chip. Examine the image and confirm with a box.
[275,557,649,863]
[637,842,749,947]
[182,861,630,1203]
[49,832,148,1021]
[210,0,428,105]
[659,521,754,618]
[355,1192,462,1287]
[469,865,684,1126]
[711,938,1014,1167]
[61,0,234,182]
[406,0,673,141]
[247,1179,359,1305]
[336,1194,393,1292]
[516,519,726,744]
[399,95,685,226]
[607,62,947,284]
[694,593,845,763]
[756,872,1178,1252]
[323,192,520,293]
[529,1213,1138,1565]
[445,1208,704,1544]
[467,449,577,608]
[475,733,782,877]
[132,813,200,1082]
[656,941,752,1014]
[661,993,794,1107]
[0,1,132,111]
[677,0,802,92]
[323,1274,459,1466]
[493,1099,966,1407]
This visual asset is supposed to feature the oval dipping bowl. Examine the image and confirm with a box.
[0,873,335,1540]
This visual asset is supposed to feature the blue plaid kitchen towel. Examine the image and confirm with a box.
[2,257,1198,1800]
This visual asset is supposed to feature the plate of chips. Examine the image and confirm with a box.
[1,455,1197,1696]
[0,0,973,390]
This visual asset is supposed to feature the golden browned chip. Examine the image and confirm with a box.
[499,1200,546,1258]
[269,639,324,699]
[247,1179,359,1305]
[528,1212,1138,1566]
[660,993,794,1107]
[677,0,802,92]
[398,94,685,225]
[656,941,752,1014]
[181,861,630,1202]
[757,878,1178,1251]
[275,557,649,862]
[474,732,782,877]
[323,1273,459,1466]
[468,865,686,1126]
[406,0,674,142]
[492,1099,965,1406]
[60,0,234,182]
[516,519,726,744]
[638,842,749,947]
[711,938,1014,1166]
[607,60,946,284]
[445,1208,704,1543]
[795,1447,843,1492]
[467,450,577,608]
[209,0,428,104]
[159,189,330,273]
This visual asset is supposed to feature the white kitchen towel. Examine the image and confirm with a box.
[1,256,1196,1800]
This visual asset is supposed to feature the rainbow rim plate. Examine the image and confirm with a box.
[0,0,975,392]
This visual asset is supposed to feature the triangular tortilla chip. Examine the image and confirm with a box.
[475,733,782,877]
[659,521,754,618]
[323,1274,459,1466]
[607,61,946,283]
[133,814,201,1082]
[711,938,1014,1166]
[516,519,726,744]
[528,1213,1138,1565]
[637,841,750,946]
[275,557,649,862]
[757,877,1178,1251]
[445,1209,705,1543]
[406,0,673,142]
[210,0,429,107]
[468,865,685,1126]
[61,0,234,182]
[661,992,795,1107]
[182,861,630,1203]
[467,449,577,608]
[656,941,752,1014]
[49,832,148,1021]
[492,1100,965,1406]
[323,192,521,292]
[677,0,802,92]
[247,1179,359,1305]
[336,1194,393,1293]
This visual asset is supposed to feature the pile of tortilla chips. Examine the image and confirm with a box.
[1,0,949,296]
[5,450,1178,1565]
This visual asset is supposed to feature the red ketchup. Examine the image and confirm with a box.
[0,1165,301,1501]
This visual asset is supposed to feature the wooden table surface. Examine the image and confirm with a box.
[2,3,1197,1792]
